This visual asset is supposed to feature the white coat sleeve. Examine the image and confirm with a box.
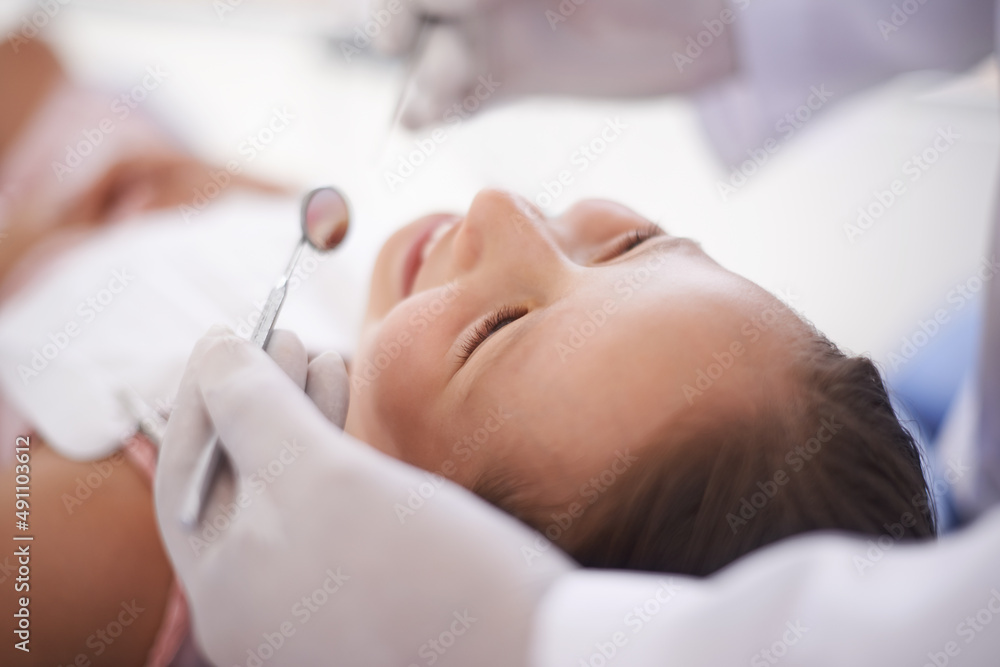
[698,0,996,166]
[530,507,1000,667]
[968,172,1000,513]
[939,180,1000,519]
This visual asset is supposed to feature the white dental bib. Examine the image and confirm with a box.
[0,192,363,460]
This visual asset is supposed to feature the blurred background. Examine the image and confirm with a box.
[4,0,996,415]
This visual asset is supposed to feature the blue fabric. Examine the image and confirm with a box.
[888,301,981,442]
[888,300,982,532]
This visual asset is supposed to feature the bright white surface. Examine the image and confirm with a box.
[40,4,999,367]
[0,193,362,459]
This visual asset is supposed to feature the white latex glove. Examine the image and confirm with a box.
[155,326,574,667]
[370,0,737,128]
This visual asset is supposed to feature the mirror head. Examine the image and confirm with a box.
[302,186,350,251]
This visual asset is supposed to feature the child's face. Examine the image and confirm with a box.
[344,190,803,504]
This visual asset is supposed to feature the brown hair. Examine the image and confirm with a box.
[473,334,936,576]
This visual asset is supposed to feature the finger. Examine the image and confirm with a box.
[400,24,477,129]
[192,327,314,541]
[305,352,350,429]
[264,329,308,390]
[154,325,238,571]
[197,331,337,478]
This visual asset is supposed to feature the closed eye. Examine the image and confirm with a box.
[595,223,665,263]
[457,305,528,364]
[455,224,664,364]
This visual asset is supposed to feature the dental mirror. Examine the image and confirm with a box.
[180,186,351,528]
[303,186,350,251]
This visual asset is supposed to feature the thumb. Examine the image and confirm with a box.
[154,325,239,574]
[197,332,341,483]
[267,330,349,428]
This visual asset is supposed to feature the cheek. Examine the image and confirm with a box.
[346,297,445,458]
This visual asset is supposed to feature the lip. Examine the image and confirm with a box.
[401,214,459,297]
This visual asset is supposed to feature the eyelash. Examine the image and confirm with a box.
[457,305,529,362]
[457,224,663,363]
[607,223,664,260]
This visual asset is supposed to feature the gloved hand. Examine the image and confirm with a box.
[155,326,574,667]
[370,0,737,128]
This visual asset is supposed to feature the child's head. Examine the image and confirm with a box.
[344,189,934,575]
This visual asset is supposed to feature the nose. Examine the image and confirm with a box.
[452,189,567,280]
